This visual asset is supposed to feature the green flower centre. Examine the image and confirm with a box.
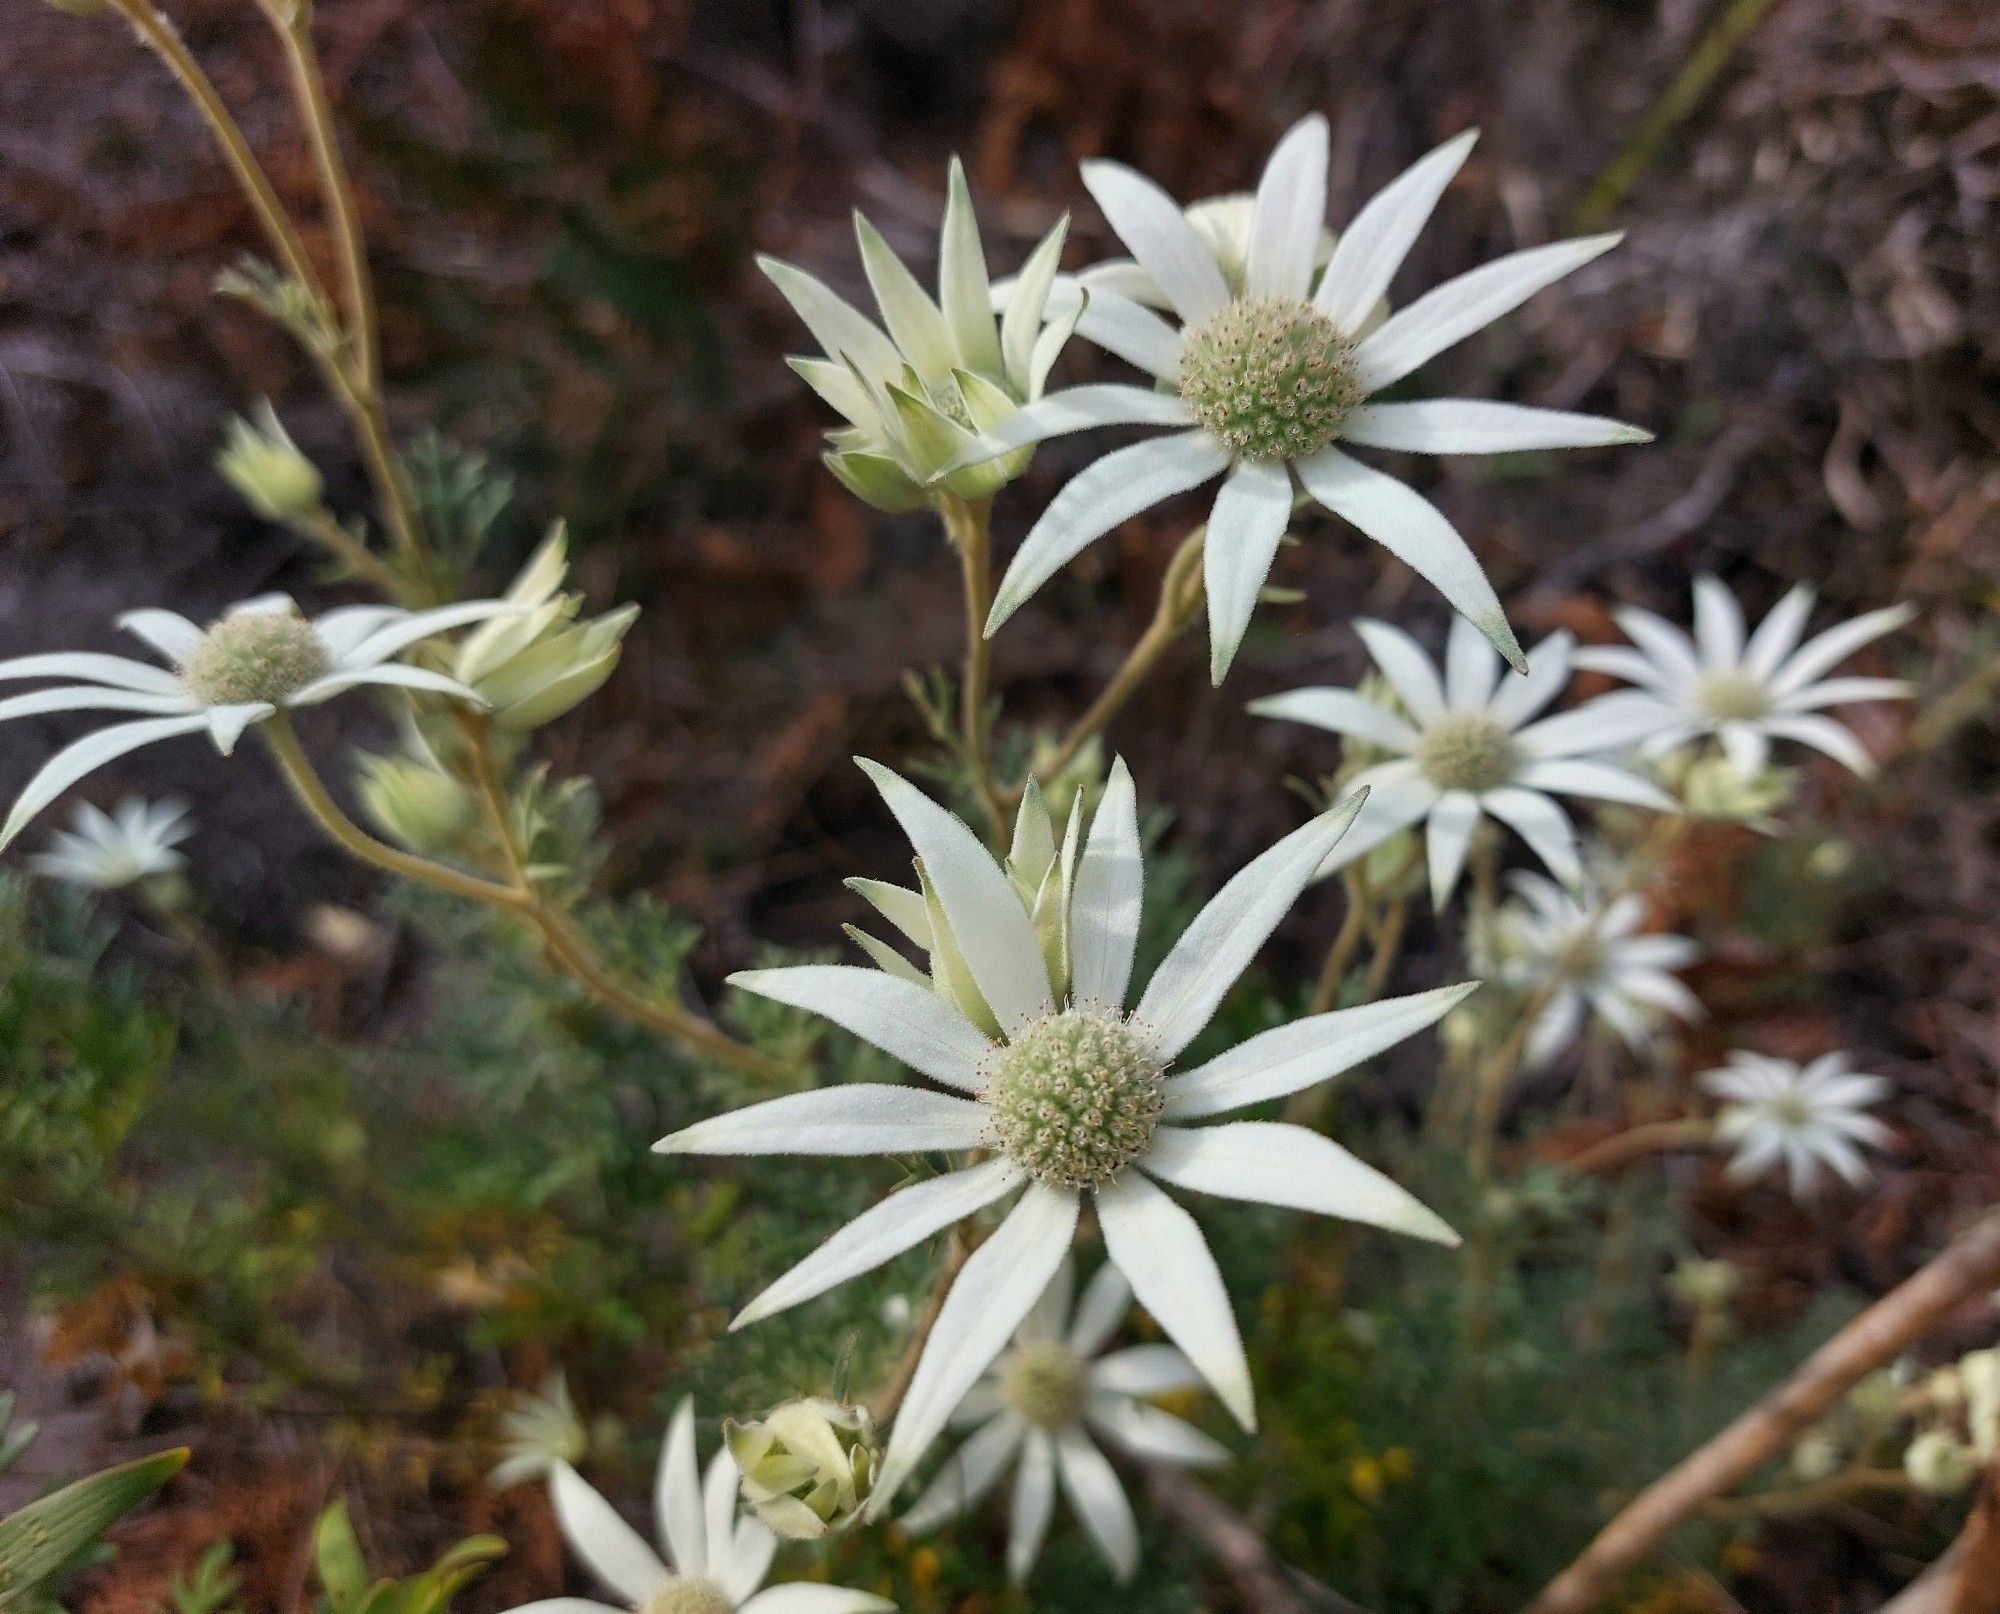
[1417,714,1520,794]
[983,1011,1165,1190]
[181,612,331,706]
[640,1579,733,1614]
[1767,1093,1817,1130]
[1001,1339,1087,1429]
[1177,296,1362,462]
[1696,670,1770,722]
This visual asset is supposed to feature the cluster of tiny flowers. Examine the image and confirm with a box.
[1416,713,1521,794]
[180,613,332,706]
[981,1011,1165,1190]
[1176,297,1363,462]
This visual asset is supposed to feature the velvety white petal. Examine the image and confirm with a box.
[1611,607,1701,688]
[939,159,1002,375]
[1315,129,1478,332]
[1615,933,1701,969]
[986,432,1231,636]
[1618,969,1702,1020]
[1351,618,1445,721]
[1085,1395,1229,1468]
[1479,787,1582,888]
[1088,1344,1201,1398]
[848,211,956,376]
[1311,763,1438,877]
[1163,982,1476,1119]
[846,878,931,949]
[1776,676,1911,712]
[702,1451,741,1588]
[1770,604,1913,697]
[501,1601,624,1614]
[1,713,210,850]
[1423,790,1483,907]
[0,686,193,724]
[654,1085,987,1158]
[1066,1262,1132,1357]
[1133,794,1365,1060]
[1761,713,1875,773]
[1569,644,1677,691]
[872,1186,1081,1510]
[291,663,485,707]
[738,1588,895,1614]
[1018,1254,1076,1343]
[1068,756,1143,1012]
[759,256,904,384]
[1246,114,1329,301]
[1298,451,1523,673]
[1055,1428,1140,1583]
[655,1398,705,1575]
[1354,233,1622,392]
[1340,399,1649,455]
[901,1413,1026,1532]
[1444,613,1501,710]
[1001,215,1070,392]
[116,609,203,663]
[1007,1431,1057,1584]
[1073,290,1187,380]
[0,651,185,695]
[1589,986,1655,1052]
[1143,1121,1458,1245]
[1245,686,1419,752]
[1742,586,1814,678]
[310,606,405,661]
[1692,577,1747,669]
[1717,721,1769,774]
[945,385,1195,471]
[1514,758,1676,810]
[205,702,272,755]
[1204,458,1295,684]
[1515,692,1678,758]
[1098,1171,1254,1429]
[723,1520,778,1603]
[1080,161,1230,325]
[1486,632,1577,727]
[726,965,991,1090]
[1524,989,1585,1068]
[551,1463,670,1605]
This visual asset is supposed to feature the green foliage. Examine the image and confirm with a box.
[311,1502,503,1614]
[0,1444,188,1612]
[163,1541,243,1614]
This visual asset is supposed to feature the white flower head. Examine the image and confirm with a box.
[902,1259,1226,1585]
[658,759,1468,1511]
[763,159,1082,512]
[0,594,522,848]
[1572,578,1914,776]
[1481,873,1701,1068]
[1250,616,1677,907]
[1702,1050,1893,1197]
[28,796,191,890]
[490,1371,588,1491]
[956,117,1646,682]
[515,1400,893,1614]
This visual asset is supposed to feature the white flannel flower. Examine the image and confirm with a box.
[1571,578,1914,776]
[1702,1051,1892,1197]
[0,594,519,848]
[763,159,1082,512]
[1249,616,1677,907]
[956,117,1644,682]
[489,1371,587,1491]
[657,759,1467,1511]
[27,797,191,890]
[902,1259,1226,1585]
[512,1400,893,1614]
[1482,873,1700,1068]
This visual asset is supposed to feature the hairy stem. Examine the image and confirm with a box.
[941,494,1006,840]
[1310,870,1372,1016]
[1560,1116,1716,1176]
[869,1225,972,1424]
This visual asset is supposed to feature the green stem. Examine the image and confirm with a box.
[940,493,1006,840]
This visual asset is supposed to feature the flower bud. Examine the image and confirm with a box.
[355,751,474,855]
[218,403,325,526]
[1668,1258,1742,1311]
[1904,1428,1979,1494]
[724,1399,877,1540]
[456,527,638,729]
[1674,751,1795,829]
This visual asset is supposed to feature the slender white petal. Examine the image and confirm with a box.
[502,1602,622,1614]
[1245,686,1420,751]
[2,714,210,850]
[1074,290,1187,380]
[1486,632,1576,727]
[1718,721,1770,774]
[1086,1395,1229,1468]
[1515,692,1676,758]
[1099,1172,1254,1430]
[854,212,967,384]
[654,1085,987,1158]
[723,1522,778,1604]
[0,686,193,724]
[1569,644,1677,691]
[1007,1431,1057,1584]
[1068,757,1143,1012]
[1143,1121,1458,1245]
[1444,613,1501,710]
[313,606,407,660]
[1089,1344,1202,1397]
[292,664,484,707]
[759,256,903,385]
[1771,604,1914,696]
[847,879,931,948]
[116,609,203,663]
[1612,607,1701,687]
[859,760,1052,1032]
[873,1186,1081,1510]
[732,1160,1026,1328]
[1340,399,1649,455]
[1133,794,1364,1060]
[1163,983,1476,1119]
[1299,451,1523,672]
[1055,1429,1140,1583]
[945,385,1194,471]
[727,965,991,1091]
[551,1463,670,1605]
[1424,790,1482,907]
[702,1452,740,1588]
[1743,586,1814,677]
[1067,1262,1133,1357]
[1761,713,1876,773]
[1019,1255,1075,1342]
[1479,787,1582,888]
[1080,161,1230,325]
[1514,759,1675,810]
[940,160,1002,375]
[1204,458,1294,684]
[340,600,520,668]
[1246,114,1329,301]
[1354,233,1622,392]
[0,651,185,695]
[987,432,1231,635]
[901,1413,1026,1532]
[1315,129,1478,332]
[1311,763,1437,876]
[205,702,272,755]
[1776,676,1910,712]
[1351,619,1446,720]
[1002,215,1070,391]
[738,1589,895,1614]
[655,1399,705,1575]
[1692,577,1747,668]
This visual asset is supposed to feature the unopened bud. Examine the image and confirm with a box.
[724,1399,877,1540]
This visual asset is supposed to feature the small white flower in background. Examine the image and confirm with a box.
[902,1259,1227,1585]
[1571,577,1913,776]
[490,1371,587,1491]
[1702,1050,1892,1196]
[658,759,1468,1512]
[1478,872,1701,1069]
[217,402,325,526]
[1250,616,1676,907]
[455,525,639,730]
[763,159,1082,512]
[511,1399,893,1614]
[28,797,191,891]
[0,593,520,848]
[954,117,1646,682]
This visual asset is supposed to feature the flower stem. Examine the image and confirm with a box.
[869,1224,973,1425]
[939,493,1006,840]
[1560,1116,1716,1175]
[1310,870,1371,1016]
[298,508,414,604]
